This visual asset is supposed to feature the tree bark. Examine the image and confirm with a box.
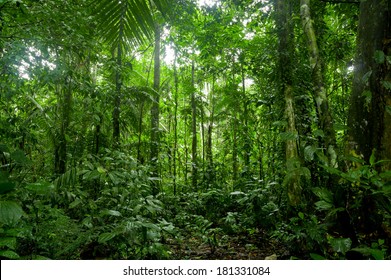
[112,4,125,148]
[55,79,72,175]
[112,43,122,147]
[150,23,161,189]
[173,50,179,195]
[206,78,215,186]
[191,60,198,191]
[300,0,337,166]
[348,0,391,169]
[276,0,301,206]
[241,59,251,176]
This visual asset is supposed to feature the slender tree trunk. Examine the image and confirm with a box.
[200,98,206,185]
[232,111,238,185]
[55,79,72,175]
[206,78,215,186]
[191,60,198,191]
[276,0,301,206]
[184,98,189,185]
[348,0,391,170]
[95,114,102,155]
[258,138,264,182]
[173,51,179,195]
[137,101,144,163]
[113,29,123,147]
[150,23,161,191]
[231,57,238,186]
[300,0,337,166]
[241,60,250,175]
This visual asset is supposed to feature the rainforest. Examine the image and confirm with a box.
[0,0,390,260]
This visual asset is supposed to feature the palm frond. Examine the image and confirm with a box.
[95,0,170,52]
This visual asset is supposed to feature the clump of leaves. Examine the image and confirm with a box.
[314,152,391,259]
[0,169,26,260]
[272,212,327,258]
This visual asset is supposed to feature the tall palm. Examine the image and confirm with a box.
[94,0,170,146]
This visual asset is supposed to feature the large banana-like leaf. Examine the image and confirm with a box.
[95,0,169,52]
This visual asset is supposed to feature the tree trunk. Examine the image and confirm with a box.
[150,23,161,191]
[241,59,251,176]
[112,15,123,147]
[112,52,121,147]
[191,60,198,191]
[300,0,337,166]
[276,0,301,206]
[173,51,179,195]
[200,97,206,185]
[232,111,238,185]
[137,101,144,164]
[206,78,215,186]
[55,75,72,175]
[348,0,391,170]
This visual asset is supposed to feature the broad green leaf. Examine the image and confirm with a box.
[304,145,317,161]
[83,170,100,181]
[351,247,384,260]
[369,150,376,166]
[313,187,333,203]
[313,129,325,138]
[26,182,55,195]
[101,209,121,217]
[382,80,391,90]
[0,201,24,226]
[315,200,333,211]
[0,237,17,250]
[147,229,160,240]
[230,191,244,195]
[0,250,20,259]
[362,70,372,84]
[374,50,385,64]
[298,212,304,219]
[329,238,352,254]
[69,199,82,209]
[363,90,372,105]
[98,232,117,243]
[97,166,106,174]
[310,253,326,260]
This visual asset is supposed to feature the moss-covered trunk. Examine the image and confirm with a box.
[276,0,301,206]
[348,0,391,169]
[300,0,337,166]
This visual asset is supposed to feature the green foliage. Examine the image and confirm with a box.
[312,155,391,259]
[0,175,24,259]
[351,239,387,260]
[0,0,387,261]
[272,212,327,257]
[0,201,24,259]
[231,183,280,231]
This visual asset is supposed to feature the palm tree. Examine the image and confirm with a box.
[94,0,170,146]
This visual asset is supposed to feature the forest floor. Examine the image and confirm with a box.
[169,231,288,260]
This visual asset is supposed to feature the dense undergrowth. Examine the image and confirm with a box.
[1,146,390,260]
